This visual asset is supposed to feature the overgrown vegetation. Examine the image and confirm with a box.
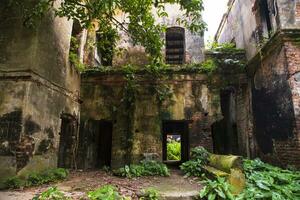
[192,153,300,200]
[207,42,244,53]
[237,159,300,200]
[11,0,206,62]
[199,177,235,200]
[113,160,169,178]
[87,185,129,200]
[32,187,70,200]
[4,168,69,189]
[69,36,86,72]
[140,188,160,200]
[167,140,181,161]
[180,146,210,177]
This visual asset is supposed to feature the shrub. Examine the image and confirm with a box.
[167,141,181,161]
[180,146,210,177]
[236,159,300,200]
[32,187,70,200]
[180,160,205,177]
[141,160,169,176]
[140,188,160,200]
[199,177,235,200]
[4,168,69,189]
[4,176,26,189]
[87,185,129,200]
[190,146,210,162]
[114,160,169,178]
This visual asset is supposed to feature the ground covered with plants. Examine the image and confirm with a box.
[0,163,200,200]
[180,147,300,200]
[1,148,299,200]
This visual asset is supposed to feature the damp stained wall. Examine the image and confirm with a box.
[113,3,205,66]
[79,72,221,169]
[216,0,300,167]
[0,0,80,187]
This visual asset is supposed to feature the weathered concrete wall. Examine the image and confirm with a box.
[79,72,225,169]
[0,1,80,186]
[79,50,246,169]
[250,42,298,166]
[216,0,260,59]
[278,0,300,29]
[216,0,300,167]
[113,4,204,66]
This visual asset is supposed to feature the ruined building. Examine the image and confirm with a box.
[0,0,299,187]
[215,0,300,166]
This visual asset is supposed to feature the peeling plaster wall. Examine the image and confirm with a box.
[216,0,300,168]
[113,4,204,66]
[216,0,259,59]
[0,1,80,186]
[79,73,222,169]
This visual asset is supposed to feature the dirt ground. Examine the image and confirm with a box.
[0,170,202,200]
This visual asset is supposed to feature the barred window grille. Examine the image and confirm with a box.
[166,27,185,65]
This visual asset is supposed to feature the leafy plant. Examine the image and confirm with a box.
[167,140,181,161]
[180,146,210,177]
[4,168,69,189]
[199,177,235,200]
[236,159,300,200]
[207,42,243,53]
[69,36,87,71]
[200,59,217,74]
[87,185,125,200]
[140,188,160,200]
[190,146,210,162]
[32,187,70,200]
[4,176,26,189]
[114,160,169,178]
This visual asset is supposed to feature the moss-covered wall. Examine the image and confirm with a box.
[79,56,246,169]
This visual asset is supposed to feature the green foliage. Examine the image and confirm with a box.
[69,36,86,71]
[140,188,160,200]
[190,146,210,161]
[114,160,170,178]
[87,185,128,200]
[236,159,300,200]
[167,140,181,161]
[96,24,119,66]
[207,42,243,53]
[199,59,217,74]
[32,187,70,200]
[180,146,210,177]
[4,168,69,189]
[199,177,235,200]
[13,0,206,62]
[4,176,26,189]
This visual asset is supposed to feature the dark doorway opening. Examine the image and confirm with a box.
[58,114,78,168]
[162,121,189,165]
[211,88,239,155]
[86,120,113,169]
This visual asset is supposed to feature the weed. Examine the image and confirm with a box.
[114,160,169,178]
[4,168,69,189]
[32,187,70,200]
[140,188,160,200]
[87,185,129,200]
[180,146,210,177]
[199,177,235,200]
